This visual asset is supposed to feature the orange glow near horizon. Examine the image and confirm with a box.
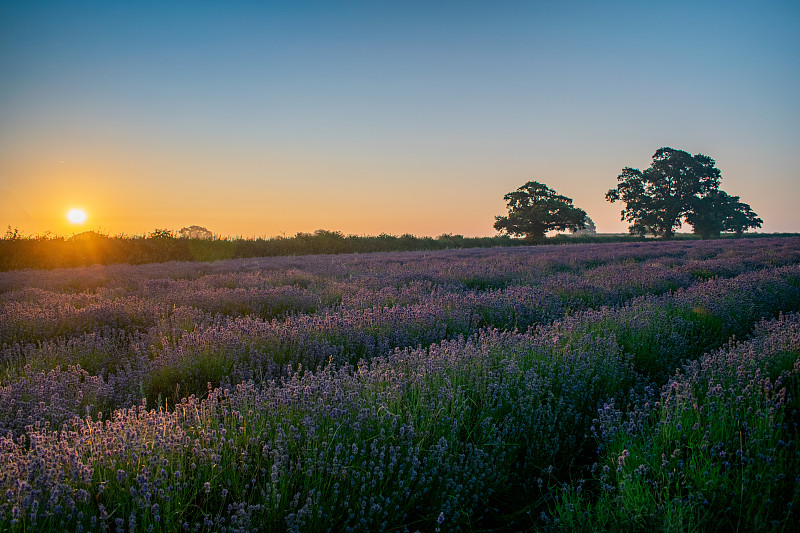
[1,3,798,239]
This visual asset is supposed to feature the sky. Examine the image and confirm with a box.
[1,0,798,238]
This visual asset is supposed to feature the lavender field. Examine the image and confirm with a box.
[1,238,799,532]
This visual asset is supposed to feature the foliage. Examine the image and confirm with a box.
[0,228,691,272]
[1,239,799,530]
[3,226,20,241]
[571,215,597,235]
[178,225,213,239]
[554,315,800,531]
[686,190,734,238]
[607,147,723,239]
[148,228,174,239]
[687,190,763,238]
[494,181,587,242]
[725,199,763,236]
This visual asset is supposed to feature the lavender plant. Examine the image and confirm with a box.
[0,237,798,531]
[555,313,800,531]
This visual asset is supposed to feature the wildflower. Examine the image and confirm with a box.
[617,449,629,467]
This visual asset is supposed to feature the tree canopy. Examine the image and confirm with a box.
[494,181,587,242]
[606,147,761,239]
[179,225,214,240]
[686,191,762,238]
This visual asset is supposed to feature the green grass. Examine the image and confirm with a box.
[552,341,800,532]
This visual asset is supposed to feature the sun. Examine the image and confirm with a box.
[67,208,88,224]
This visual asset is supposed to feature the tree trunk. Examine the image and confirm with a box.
[524,232,546,244]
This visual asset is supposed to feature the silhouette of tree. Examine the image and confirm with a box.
[606,147,722,239]
[688,191,762,238]
[494,181,586,242]
[571,216,596,235]
[179,225,213,239]
[725,200,763,236]
[149,228,174,239]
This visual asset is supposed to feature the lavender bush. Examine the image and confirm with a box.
[554,312,800,531]
[0,237,798,531]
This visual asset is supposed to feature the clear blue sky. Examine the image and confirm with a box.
[1,0,798,237]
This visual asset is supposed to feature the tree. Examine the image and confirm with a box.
[686,191,730,238]
[494,181,587,242]
[179,225,213,239]
[606,147,721,239]
[725,200,762,236]
[571,216,596,235]
[149,228,174,239]
[687,191,762,238]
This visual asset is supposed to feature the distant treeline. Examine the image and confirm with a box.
[0,228,788,272]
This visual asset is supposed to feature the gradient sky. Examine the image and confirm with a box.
[1,1,798,238]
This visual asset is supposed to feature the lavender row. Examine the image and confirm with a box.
[0,317,639,531]
[0,287,560,435]
[4,238,799,347]
[0,268,799,530]
[548,264,800,383]
[553,313,800,530]
[4,238,797,364]
[0,247,698,412]
[2,250,799,440]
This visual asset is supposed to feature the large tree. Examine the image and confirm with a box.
[606,147,721,239]
[687,191,762,238]
[494,181,587,242]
